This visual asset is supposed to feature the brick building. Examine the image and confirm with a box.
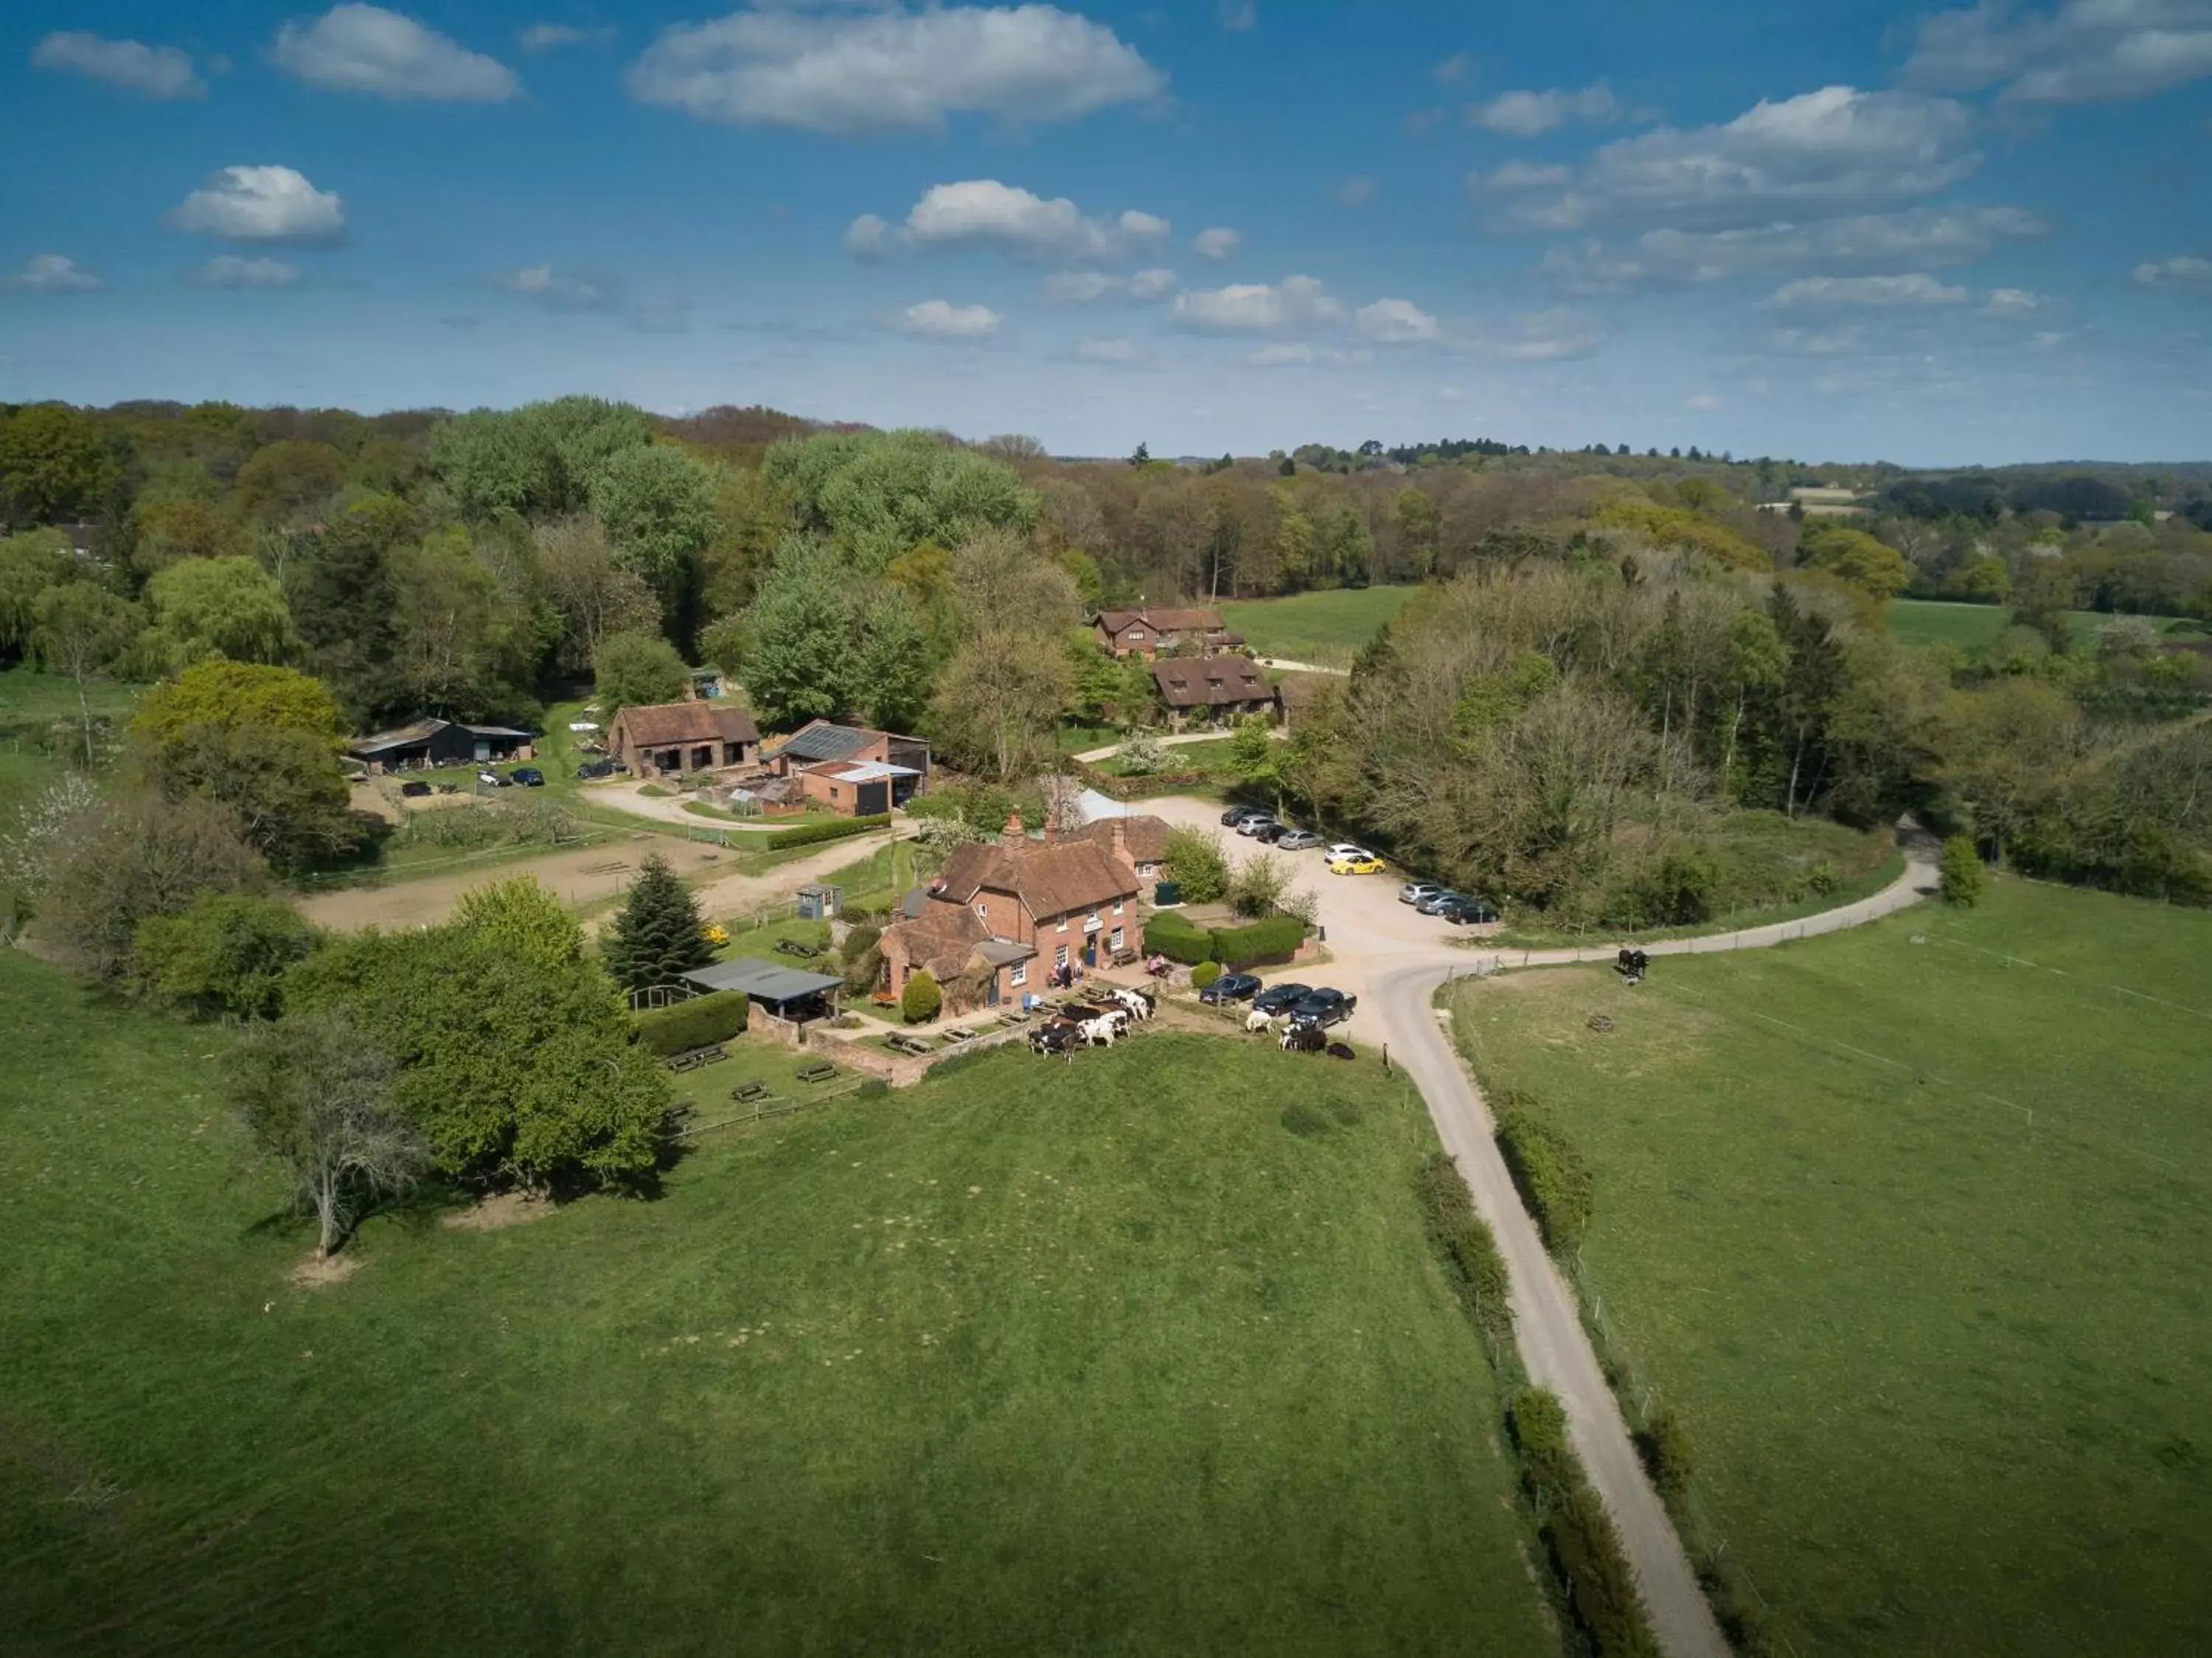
[1093,606,1240,661]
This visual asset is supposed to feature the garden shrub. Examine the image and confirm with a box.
[1492,1089,1594,1255]
[854,1078,889,1100]
[633,991,749,1056]
[901,969,942,1024]
[1191,960,1222,990]
[762,813,891,851]
[133,892,319,1020]
[1939,835,1985,906]
[1414,1152,1513,1345]
[1162,826,1230,903]
[839,923,881,964]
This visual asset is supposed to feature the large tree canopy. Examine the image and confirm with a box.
[765,430,1040,574]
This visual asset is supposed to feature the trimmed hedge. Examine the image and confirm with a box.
[1142,909,1307,968]
[1191,960,1223,990]
[1508,1387,1661,1658]
[1413,1152,1513,1347]
[761,813,891,851]
[633,991,748,1056]
[1142,912,1214,965]
[1637,1405,1697,1500]
[1492,1088,1594,1255]
[1211,912,1304,966]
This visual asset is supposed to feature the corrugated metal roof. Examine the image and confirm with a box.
[829,760,919,782]
[778,721,877,763]
[678,957,844,1002]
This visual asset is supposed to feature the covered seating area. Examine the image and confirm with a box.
[678,957,844,1026]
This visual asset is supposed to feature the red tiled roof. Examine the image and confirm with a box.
[613,701,760,748]
[1152,658,1276,708]
[935,835,1140,920]
[1096,607,1227,637]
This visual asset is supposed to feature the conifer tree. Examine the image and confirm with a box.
[603,854,713,991]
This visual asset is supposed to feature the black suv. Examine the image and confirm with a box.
[1287,988,1356,1028]
[1435,895,1499,924]
[509,766,546,787]
[1252,982,1312,1015]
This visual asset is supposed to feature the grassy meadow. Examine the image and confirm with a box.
[0,951,1555,1658]
[1449,878,2212,1657]
[0,667,143,811]
[1220,587,1415,665]
[1887,599,2208,653]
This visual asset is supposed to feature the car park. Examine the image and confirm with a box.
[1287,988,1356,1028]
[1414,889,1468,915]
[1399,882,1447,906]
[1251,982,1312,1015]
[1235,814,1279,838]
[508,766,546,787]
[1221,804,1268,828]
[1198,971,1262,1005]
[1248,819,1292,844]
[1328,853,1385,875]
[1275,828,1325,851]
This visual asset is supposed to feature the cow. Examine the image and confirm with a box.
[1079,1016,1119,1048]
[1107,987,1153,1021]
[1245,1008,1276,1035]
[1279,1023,1326,1053]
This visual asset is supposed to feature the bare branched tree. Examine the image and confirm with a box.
[232,1011,428,1258]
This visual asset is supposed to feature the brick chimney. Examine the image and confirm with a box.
[1004,810,1024,839]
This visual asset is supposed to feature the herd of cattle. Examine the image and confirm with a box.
[1025,983,1354,1060]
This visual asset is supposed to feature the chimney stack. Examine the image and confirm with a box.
[1004,810,1024,840]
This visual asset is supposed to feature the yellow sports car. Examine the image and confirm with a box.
[1327,852,1385,875]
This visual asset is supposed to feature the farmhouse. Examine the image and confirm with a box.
[878,818,1147,1013]
[347,717,538,773]
[1151,657,1281,728]
[767,719,930,812]
[1069,812,1171,885]
[1093,606,1241,660]
[608,701,762,778]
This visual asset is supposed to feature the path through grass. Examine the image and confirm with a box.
[1450,877,2212,1656]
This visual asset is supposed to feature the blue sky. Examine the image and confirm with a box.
[3,1,2209,462]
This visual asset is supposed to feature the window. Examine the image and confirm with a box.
[1054,944,1069,970]
[1010,960,1026,988]
[1057,914,1069,932]
[1129,629,1145,641]
[1111,900,1124,917]
[1110,927,1124,952]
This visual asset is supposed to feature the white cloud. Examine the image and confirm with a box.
[1218,0,1257,32]
[163,166,347,246]
[1076,336,1137,361]
[488,264,612,308]
[3,254,104,293]
[844,214,892,260]
[1335,176,1378,208]
[520,22,615,52]
[1433,50,1473,85]
[1983,286,2050,316]
[1539,205,2048,291]
[274,4,518,100]
[1249,343,1371,367]
[1469,79,1621,136]
[1761,272,1970,309]
[898,298,1001,337]
[2135,254,2212,291]
[890,180,1168,262]
[1484,307,1606,360]
[1192,226,1241,261]
[189,254,305,288]
[1497,86,1979,232]
[625,4,1161,134]
[1355,297,1440,341]
[2029,329,2067,349]
[1171,275,1345,332]
[1040,267,1175,303]
[1686,393,1723,411]
[1902,0,2212,105]
[32,32,206,97]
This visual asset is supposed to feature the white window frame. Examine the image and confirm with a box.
[1083,913,1102,933]
[1057,914,1069,932]
[1110,927,1124,952]
[1010,960,1026,988]
[1111,899,1124,917]
[1054,944,1069,970]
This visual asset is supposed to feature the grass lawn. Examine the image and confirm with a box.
[0,952,1554,1657]
[1887,599,2208,653]
[1113,736,1242,783]
[1220,588,1416,666]
[0,667,144,812]
[1448,877,2212,1657]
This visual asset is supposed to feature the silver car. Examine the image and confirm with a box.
[1276,828,1325,851]
[1400,882,1447,906]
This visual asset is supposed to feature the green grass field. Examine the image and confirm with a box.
[0,667,144,812]
[1888,599,2208,653]
[0,951,1554,1657]
[1450,878,2212,1657]
[1220,588,1416,665]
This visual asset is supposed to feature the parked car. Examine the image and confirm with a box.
[1288,988,1357,1028]
[1414,889,1466,915]
[398,780,431,798]
[477,769,512,788]
[1252,982,1313,1015]
[1275,828,1325,851]
[1400,882,1447,906]
[1198,971,1263,1005]
[1328,853,1385,875]
[1435,895,1500,924]
[508,766,546,787]
[1222,804,1268,827]
[1236,814,1279,839]
[1326,843,1371,861]
[576,759,622,780]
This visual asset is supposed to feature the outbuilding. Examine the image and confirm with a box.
[347,717,538,773]
[677,957,844,1026]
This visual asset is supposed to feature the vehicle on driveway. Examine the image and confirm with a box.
[509,766,546,787]
[1328,852,1385,875]
[398,780,431,798]
[1400,882,1447,906]
[1435,895,1499,924]
[1325,843,1368,861]
[1413,889,1467,915]
[1287,988,1356,1028]
[1198,971,1262,1005]
[1252,982,1312,1015]
[576,758,623,780]
[1236,815,1279,839]
[1275,828,1325,852]
[1221,804,1268,828]
[1248,820,1291,844]
[477,769,512,788]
